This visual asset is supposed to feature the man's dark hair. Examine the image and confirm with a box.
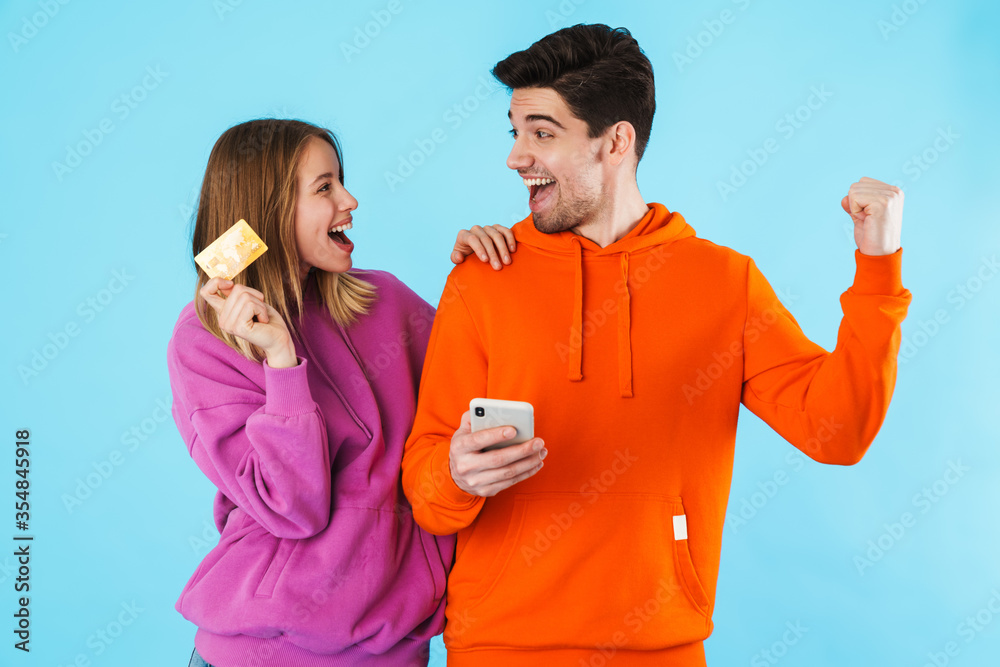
[492,23,655,163]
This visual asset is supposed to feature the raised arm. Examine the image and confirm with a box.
[741,177,911,464]
[167,280,334,538]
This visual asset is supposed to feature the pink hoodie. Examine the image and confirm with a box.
[167,269,454,666]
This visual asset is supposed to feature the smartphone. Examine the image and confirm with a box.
[469,398,534,452]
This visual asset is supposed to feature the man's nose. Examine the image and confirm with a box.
[506,139,531,171]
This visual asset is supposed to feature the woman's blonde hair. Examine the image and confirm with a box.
[191,119,376,362]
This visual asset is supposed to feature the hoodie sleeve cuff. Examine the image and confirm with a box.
[431,438,480,508]
[852,248,904,295]
[263,355,315,417]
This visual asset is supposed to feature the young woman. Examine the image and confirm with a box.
[167,119,516,667]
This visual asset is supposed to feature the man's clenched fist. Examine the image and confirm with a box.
[842,176,904,256]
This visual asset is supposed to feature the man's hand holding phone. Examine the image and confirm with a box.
[449,410,546,497]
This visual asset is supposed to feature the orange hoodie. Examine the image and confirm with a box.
[402,203,911,666]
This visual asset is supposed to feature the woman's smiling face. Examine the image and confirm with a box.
[294,135,358,281]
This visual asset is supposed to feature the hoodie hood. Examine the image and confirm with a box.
[513,202,694,255]
[511,203,696,398]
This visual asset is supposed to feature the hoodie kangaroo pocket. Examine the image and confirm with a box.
[254,537,297,599]
[452,492,712,650]
[418,527,450,600]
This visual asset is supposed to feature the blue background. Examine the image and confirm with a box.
[2,0,998,665]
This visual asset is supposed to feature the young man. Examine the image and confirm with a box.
[402,24,910,666]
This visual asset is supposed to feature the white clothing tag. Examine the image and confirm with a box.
[673,514,688,540]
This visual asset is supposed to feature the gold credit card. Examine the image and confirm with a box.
[194,219,268,279]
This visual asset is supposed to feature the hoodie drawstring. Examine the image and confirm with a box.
[618,252,633,398]
[565,238,634,398]
[568,236,584,382]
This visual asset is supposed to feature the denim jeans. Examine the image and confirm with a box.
[188,647,214,667]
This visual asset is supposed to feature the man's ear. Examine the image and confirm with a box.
[606,121,637,167]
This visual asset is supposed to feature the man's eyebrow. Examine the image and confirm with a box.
[508,110,566,130]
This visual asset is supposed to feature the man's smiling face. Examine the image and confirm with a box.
[506,87,609,234]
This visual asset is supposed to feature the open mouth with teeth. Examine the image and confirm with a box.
[524,176,556,211]
[327,220,354,251]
